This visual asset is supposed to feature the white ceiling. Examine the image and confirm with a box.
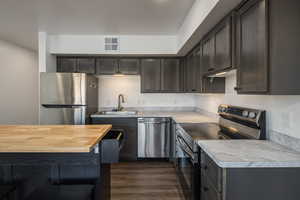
[0,0,195,50]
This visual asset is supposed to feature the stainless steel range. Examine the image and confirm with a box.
[175,104,266,200]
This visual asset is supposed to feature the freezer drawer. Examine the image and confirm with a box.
[40,106,86,125]
[138,118,170,158]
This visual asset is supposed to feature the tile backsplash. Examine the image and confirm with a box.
[96,72,300,144]
[97,75,196,109]
[195,70,300,140]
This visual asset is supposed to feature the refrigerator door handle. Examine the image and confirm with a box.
[42,104,86,108]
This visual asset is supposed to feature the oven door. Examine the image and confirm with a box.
[176,135,200,200]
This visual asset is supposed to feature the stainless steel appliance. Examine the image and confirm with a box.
[40,73,98,125]
[138,118,170,158]
[175,105,266,200]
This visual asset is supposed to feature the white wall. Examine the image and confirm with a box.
[177,0,219,51]
[0,39,39,124]
[195,71,300,139]
[49,35,177,55]
[39,32,56,72]
[98,75,196,109]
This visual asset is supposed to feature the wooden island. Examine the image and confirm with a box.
[0,125,112,200]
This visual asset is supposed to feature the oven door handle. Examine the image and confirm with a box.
[177,135,194,159]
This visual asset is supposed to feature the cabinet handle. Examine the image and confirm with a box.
[234,87,241,91]
[191,89,196,92]
[208,68,215,72]
[203,187,209,192]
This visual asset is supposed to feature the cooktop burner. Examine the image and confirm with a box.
[179,123,222,140]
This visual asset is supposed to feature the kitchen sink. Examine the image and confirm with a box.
[98,110,138,115]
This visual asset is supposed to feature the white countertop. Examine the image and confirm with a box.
[198,140,300,168]
[90,111,218,124]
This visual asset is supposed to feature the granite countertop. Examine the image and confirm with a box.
[0,125,111,153]
[90,111,218,124]
[198,140,300,168]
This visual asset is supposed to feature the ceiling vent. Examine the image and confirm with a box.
[104,37,119,51]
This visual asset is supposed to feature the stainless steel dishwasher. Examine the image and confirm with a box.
[138,118,170,158]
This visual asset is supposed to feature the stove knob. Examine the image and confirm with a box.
[242,110,249,117]
[249,112,256,119]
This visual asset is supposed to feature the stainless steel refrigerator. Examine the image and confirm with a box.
[40,73,98,125]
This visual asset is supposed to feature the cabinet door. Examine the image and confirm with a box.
[202,35,215,74]
[185,53,193,92]
[141,59,161,93]
[77,58,95,74]
[161,59,181,92]
[215,16,232,71]
[236,0,268,93]
[194,47,202,92]
[57,58,77,73]
[185,50,200,93]
[96,58,118,75]
[119,58,140,75]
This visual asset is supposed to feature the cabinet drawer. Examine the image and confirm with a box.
[201,151,222,192]
[201,175,222,200]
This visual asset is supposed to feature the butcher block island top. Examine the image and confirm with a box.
[0,125,112,153]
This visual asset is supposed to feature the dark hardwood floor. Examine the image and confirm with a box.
[111,161,184,200]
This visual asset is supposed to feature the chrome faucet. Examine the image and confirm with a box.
[117,94,125,111]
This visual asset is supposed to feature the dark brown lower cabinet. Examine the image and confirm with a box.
[90,118,137,161]
[201,151,300,200]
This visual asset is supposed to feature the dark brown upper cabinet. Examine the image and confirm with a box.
[77,58,96,74]
[184,48,201,93]
[202,15,234,75]
[57,57,77,73]
[215,16,233,71]
[236,0,268,94]
[141,59,161,93]
[57,57,95,74]
[236,0,300,95]
[96,58,139,75]
[118,58,140,75]
[161,59,181,92]
[202,34,215,74]
[96,58,118,75]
